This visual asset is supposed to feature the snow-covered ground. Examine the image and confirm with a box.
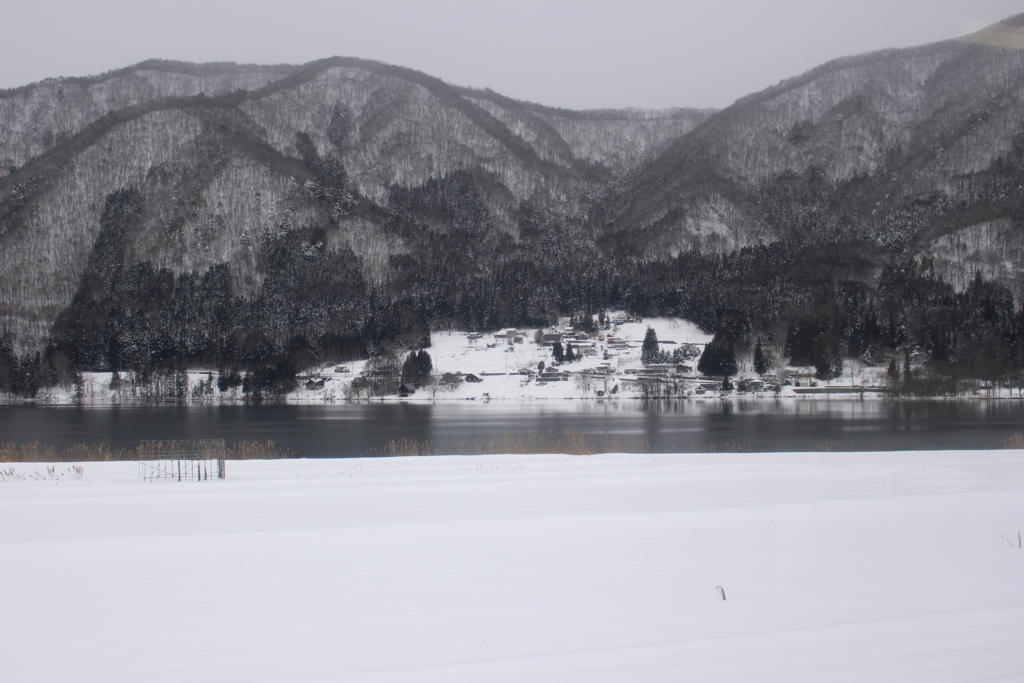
[26,316,718,404]
[382,317,712,401]
[2,450,1022,682]
[17,316,1023,405]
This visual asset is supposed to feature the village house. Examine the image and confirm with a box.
[492,329,520,344]
[785,372,817,387]
[537,367,570,382]
[737,378,766,393]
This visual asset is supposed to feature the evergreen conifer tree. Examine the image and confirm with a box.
[753,338,768,375]
[416,349,433,381]
[887,357,900,380]
[811,332,843,380]
[401,352,419,387]
[641,327,660,365]
[698,332,738,376]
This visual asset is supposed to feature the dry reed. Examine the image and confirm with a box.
[1001,432,1024,449]
[0,440,290,462]
[375,432,649,456]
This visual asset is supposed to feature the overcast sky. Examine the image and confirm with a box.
[3,0,1021,109]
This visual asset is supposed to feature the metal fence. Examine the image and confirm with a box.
[137,439,226,482]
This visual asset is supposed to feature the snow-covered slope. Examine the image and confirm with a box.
[0,58,706,352]
[607,14,1024,264]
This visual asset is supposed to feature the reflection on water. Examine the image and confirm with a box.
[1,399,1022,457]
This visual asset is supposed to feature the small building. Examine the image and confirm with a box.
[785,372,817,388]
[537,367,570,382]
[493,329,520,345]
[631,365,670,376]
[737,378,766,393]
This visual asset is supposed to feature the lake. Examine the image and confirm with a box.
[2,399,1023,457]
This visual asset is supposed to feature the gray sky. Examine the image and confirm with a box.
[3,0,1021,109]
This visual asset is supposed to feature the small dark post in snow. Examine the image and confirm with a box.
[716,585,727,601]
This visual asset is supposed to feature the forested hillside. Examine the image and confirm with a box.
[0,55,708,392]
[607,16,1024,256]
[1,15,1024,397]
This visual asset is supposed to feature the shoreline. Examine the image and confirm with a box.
[6,320,1019,406]
[2,390,1021,408]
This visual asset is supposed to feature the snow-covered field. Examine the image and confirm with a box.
[2,450,1022,682]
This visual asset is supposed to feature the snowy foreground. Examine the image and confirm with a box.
[2,451,1023,682]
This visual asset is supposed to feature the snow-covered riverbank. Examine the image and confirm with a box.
[2,450,1022,682]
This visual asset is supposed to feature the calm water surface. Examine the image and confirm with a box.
[2,399,1024,456]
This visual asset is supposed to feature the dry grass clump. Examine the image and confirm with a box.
[0,441,128,462]
[379,438,434,456]
[226,441,290,459]
[699,441,753,453]
[0,464,85,481]
[0,441,61,462]
[376,432,649,456]
[0,440,289,462]
[1001,432,1024,449]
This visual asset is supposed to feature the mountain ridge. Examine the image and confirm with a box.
[605,14,1024,269]
[1,15,1023,395]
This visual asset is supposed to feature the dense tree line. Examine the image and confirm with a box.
[3,168,1024,400]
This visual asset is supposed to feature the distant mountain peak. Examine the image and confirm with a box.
[959,13,1024,50]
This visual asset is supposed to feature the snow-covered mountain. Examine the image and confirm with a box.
[0,58,708,352]
[606,15,1024,281]
[1,14,1023,371]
